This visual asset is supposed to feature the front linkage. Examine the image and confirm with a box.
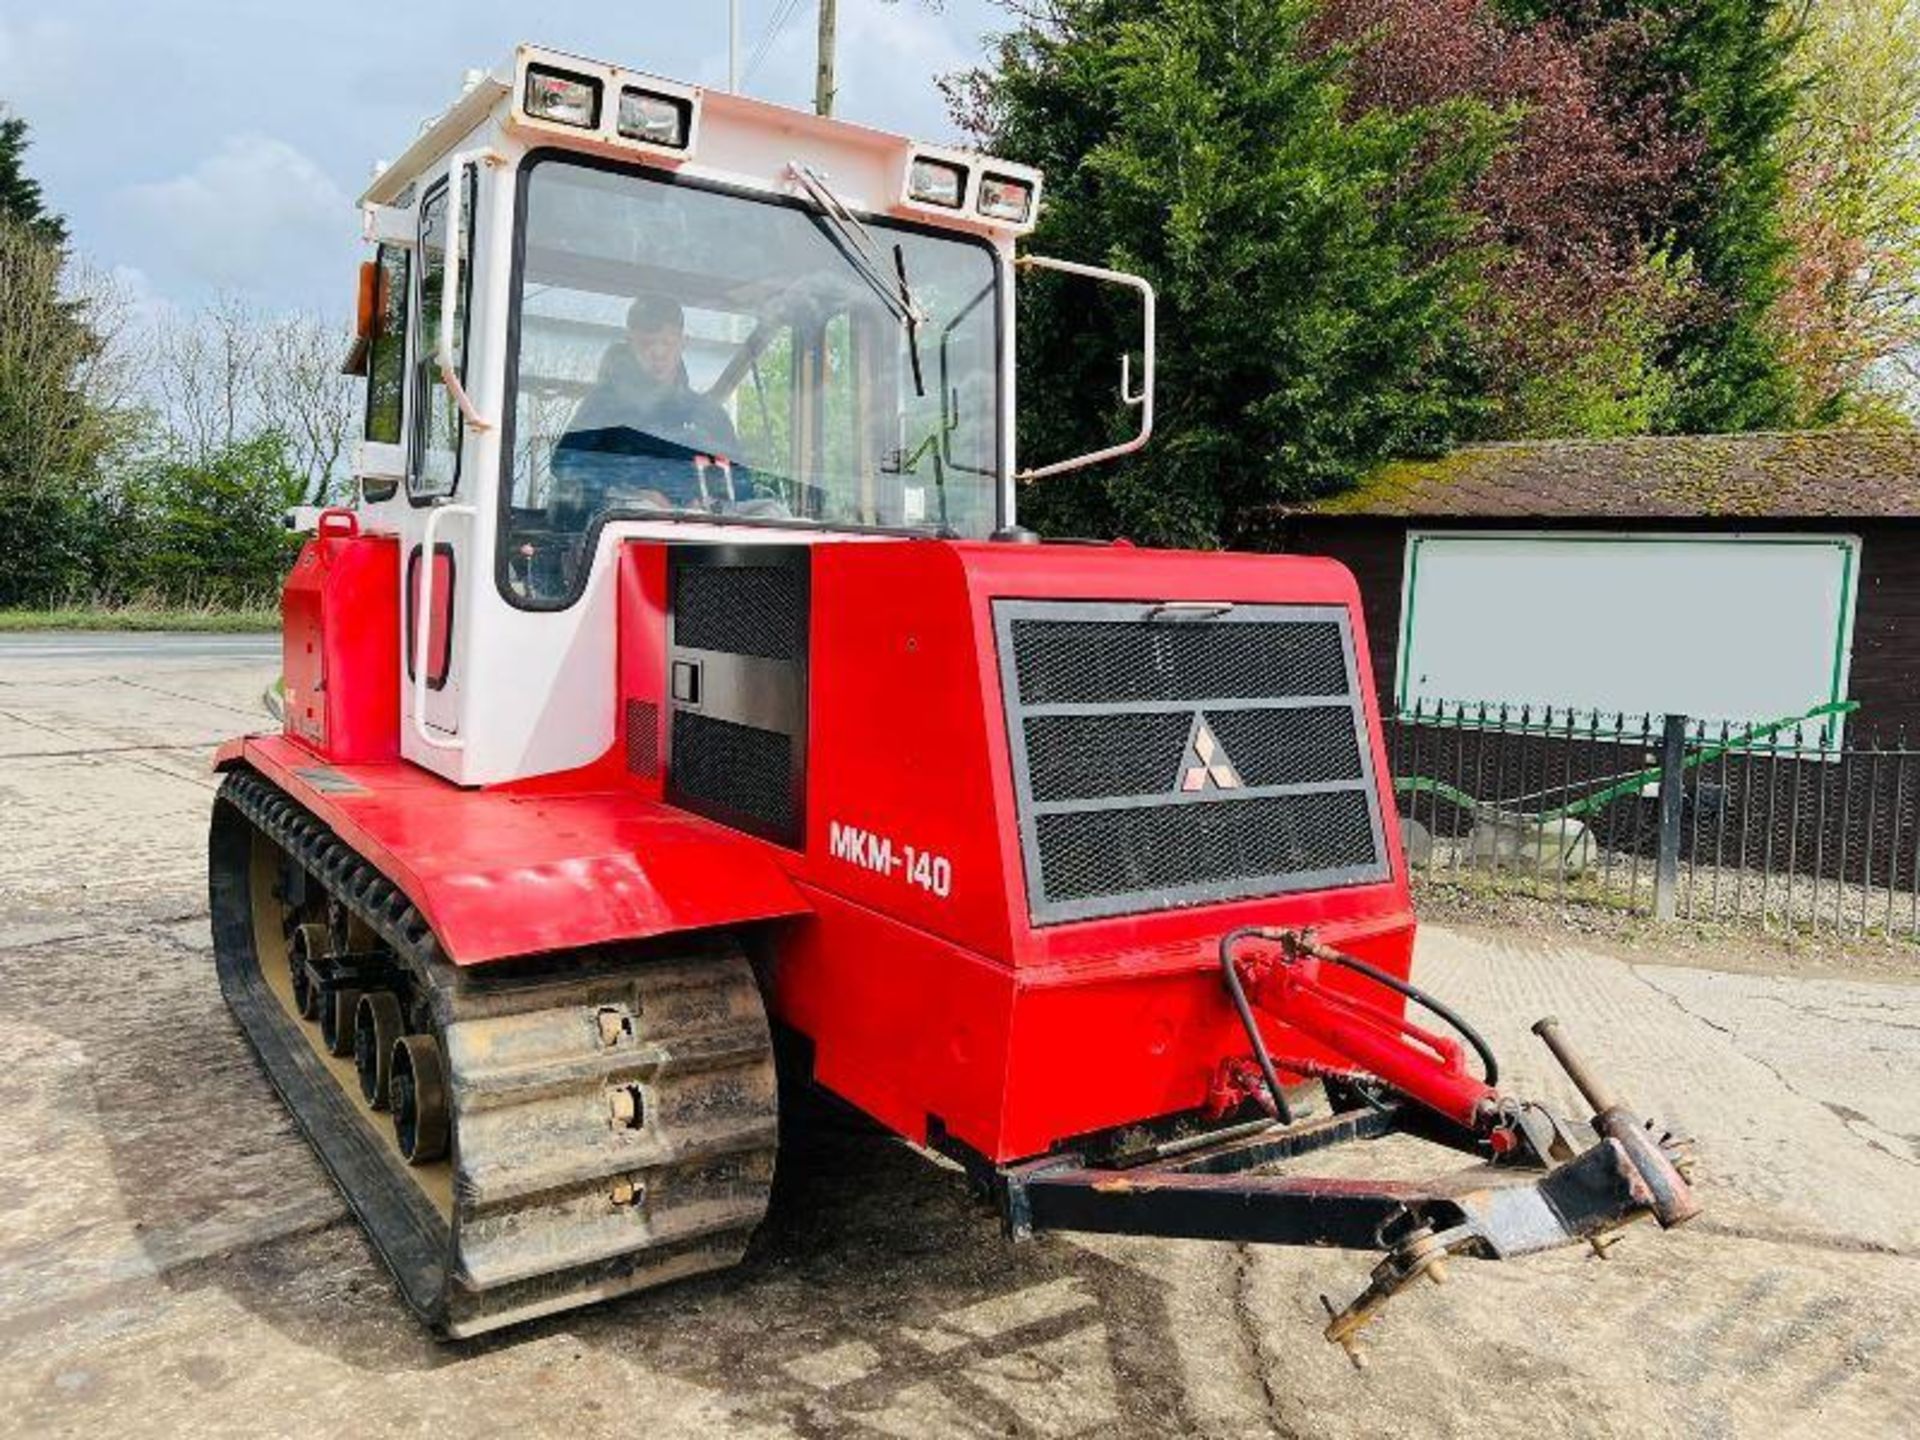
[998,928,1699,1366]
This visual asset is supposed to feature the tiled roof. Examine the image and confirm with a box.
[1303,431,1920,519]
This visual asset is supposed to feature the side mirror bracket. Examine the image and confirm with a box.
[1012,255,1156,482]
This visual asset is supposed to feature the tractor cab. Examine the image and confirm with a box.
[343,44,1146,788]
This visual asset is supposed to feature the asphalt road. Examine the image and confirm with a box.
[1,638,1916,1438]
[0,631,281,663]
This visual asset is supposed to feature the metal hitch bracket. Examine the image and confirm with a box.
[998,929,1701,1363]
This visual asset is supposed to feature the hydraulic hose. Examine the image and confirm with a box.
[1220,927,1502,1101]
[1299,936,1500,1089]
[1218,926,1296,1125]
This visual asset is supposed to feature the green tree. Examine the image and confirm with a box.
[0,110,66,243]
[1774,0,1920,420]
[1499,0,1804,430]
[0,114,117,607]
[1658,0,1803,429]
[952,0,1502,545]
[123,432,306,606]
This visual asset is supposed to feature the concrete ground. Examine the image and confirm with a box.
[1,634,1916,1439]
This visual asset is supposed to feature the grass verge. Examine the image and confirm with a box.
[0,604,278,633]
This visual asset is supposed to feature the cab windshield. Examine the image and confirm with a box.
[501,153,1003,606]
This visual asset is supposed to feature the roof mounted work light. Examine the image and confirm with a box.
[907,156,967,209]
[977,172,1034,224]
[524,65,601,128]
[617,87,691,148]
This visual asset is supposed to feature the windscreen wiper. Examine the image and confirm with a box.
[788,161,927,396]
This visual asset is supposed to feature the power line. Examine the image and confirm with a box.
[743,0,807,88]
[745,0,803,83]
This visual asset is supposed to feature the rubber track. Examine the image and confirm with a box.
[210,768,780,1336]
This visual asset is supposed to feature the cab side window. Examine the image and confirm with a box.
[360,244,410,500]
[410,168,476,499]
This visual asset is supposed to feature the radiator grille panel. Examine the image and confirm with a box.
[1206,706,1364,788]
[670,710,794,836]
[664,547,808,848]
[1036,791,1379,904]
[1024,711,1194,802]
[1010,618,1349,706]
[996,602,1389,924]
[1023,704,1364,802]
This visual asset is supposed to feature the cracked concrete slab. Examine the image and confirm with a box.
[2,635,1917,1437]
[1635,967,1920,1168]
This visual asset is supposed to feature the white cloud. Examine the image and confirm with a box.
[103,263,179,337]
[117,135,352,295]
[0,16,93,121]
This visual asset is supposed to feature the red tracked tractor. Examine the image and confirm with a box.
[209,44,1697,1354]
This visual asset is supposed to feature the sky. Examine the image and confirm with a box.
[0,1,1009,323]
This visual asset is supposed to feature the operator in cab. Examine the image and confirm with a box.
[551,294,742,518]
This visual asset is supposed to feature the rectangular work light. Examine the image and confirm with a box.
[617,87,692,148]
[524,65,601,128]
[907,156,967,209]
[977,173,1034,225]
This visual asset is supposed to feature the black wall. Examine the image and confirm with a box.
[1271,516,1920,742]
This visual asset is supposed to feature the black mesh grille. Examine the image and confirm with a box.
[625,699,660,779]
[1010,619,1347,706]
[998,602,1389,922]
[673,564,807,660]
[670,711,794,835]
[1024,712,1193,801]
[1035,791,1379,904]
[1024,704,1365,801]
[1207,706,1363,788]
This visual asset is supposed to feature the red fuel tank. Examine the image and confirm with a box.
[281,509,400,763]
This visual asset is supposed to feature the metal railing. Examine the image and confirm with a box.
[1385,701,1920,942]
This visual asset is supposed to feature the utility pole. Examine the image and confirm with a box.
[728,0,740,91]
[814,0,837,116]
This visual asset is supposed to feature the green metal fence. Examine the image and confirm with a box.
[1386,701,1919,941]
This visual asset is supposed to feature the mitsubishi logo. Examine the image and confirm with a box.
[1178,715,1242,792]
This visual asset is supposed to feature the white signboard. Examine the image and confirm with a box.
[1396,531,1859,742]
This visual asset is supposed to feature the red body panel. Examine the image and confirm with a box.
[614,543,670,803]
[229,535,1416,1165]
[995,920,1414,1158]
[215,733,809,965]
[678,538,1414,1161]
[797,541,1413,972]
[774,882,1016,1150]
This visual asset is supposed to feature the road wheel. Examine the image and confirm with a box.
[321,985,362,1057]
[355,992,404,1109]
[290,922,328,1020]
[391,1033,450,1165]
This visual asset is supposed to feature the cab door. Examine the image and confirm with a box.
[402,163,478,745]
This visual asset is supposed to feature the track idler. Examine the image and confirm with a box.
[280,902,439,1159]
[284,917,452,1165]
[280,914,432,1156]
